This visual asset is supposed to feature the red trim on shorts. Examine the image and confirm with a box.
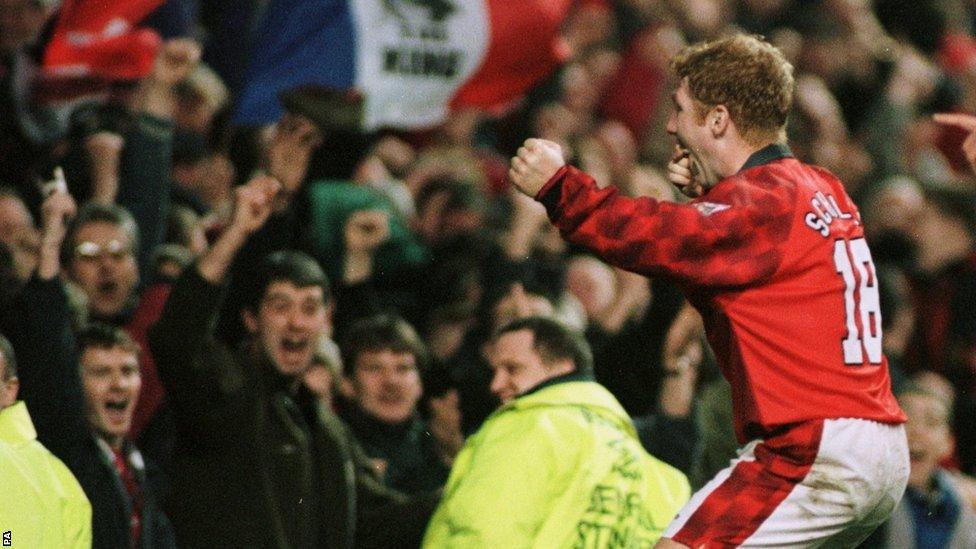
[672,420,824,547]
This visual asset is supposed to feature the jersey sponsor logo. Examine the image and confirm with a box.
[693,201,730,216]
[805,191,856,237]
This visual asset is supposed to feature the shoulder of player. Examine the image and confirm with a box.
[705,163,800,211]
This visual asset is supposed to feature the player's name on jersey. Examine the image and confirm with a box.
[804,191,855,237]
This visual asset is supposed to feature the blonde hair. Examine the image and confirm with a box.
[670,34,794,146]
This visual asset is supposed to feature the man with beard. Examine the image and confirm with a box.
[148,175,437,548]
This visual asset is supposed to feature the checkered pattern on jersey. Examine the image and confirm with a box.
[538,165,796,288]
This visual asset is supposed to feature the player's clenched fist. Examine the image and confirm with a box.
[509,138,566,197]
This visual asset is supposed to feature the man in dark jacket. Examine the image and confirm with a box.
[148,175,437,548]
[337,314,453,494]
[1,184,175,549]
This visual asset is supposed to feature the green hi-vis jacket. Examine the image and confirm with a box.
[422,381,690,548]
[0,402,92,548]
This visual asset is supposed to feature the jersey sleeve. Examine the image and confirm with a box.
[536,166,795,287]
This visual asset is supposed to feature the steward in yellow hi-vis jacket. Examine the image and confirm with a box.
[0,401,92,549]
[423,316,690,549]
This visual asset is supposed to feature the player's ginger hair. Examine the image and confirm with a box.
[670,34,794,148]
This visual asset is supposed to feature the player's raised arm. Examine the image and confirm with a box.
[508,138,567,197]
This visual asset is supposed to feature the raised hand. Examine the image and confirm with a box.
[197,175,279,283]
[37,170,77,278]
[933,112,976,176]
[509,138,566,197]
[342,208,390,284]
[344,209,390,255]
[266,113,323,209]
[152,38,202,87]
[39,178,76,246]
[139,38,201,118]
[230,175,280,236]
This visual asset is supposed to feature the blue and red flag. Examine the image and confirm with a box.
[234,0,572,130]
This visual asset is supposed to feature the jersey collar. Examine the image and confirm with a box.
[739,142,793,172]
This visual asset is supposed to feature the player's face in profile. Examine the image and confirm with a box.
[489,329,572,404]
[666,79,715,186]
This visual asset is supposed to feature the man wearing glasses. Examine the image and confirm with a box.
[65,203,142,323]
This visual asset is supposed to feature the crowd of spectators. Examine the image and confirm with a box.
[0,0,975,547]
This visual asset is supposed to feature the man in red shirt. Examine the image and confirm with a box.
[509,33,909,548]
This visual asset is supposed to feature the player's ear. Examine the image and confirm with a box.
[709,106,730,137]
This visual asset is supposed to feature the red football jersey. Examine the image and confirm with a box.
[537,147,906,442]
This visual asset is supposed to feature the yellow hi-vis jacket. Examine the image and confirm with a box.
[422,381,690,548]
[0,401,91,548]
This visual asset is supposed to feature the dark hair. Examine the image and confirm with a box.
[245,250,331,312]
[0,333,16,380]
[63,202,140,264]
[340,314,428,376]
[495,316,593,375]
[77,322,140,356]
